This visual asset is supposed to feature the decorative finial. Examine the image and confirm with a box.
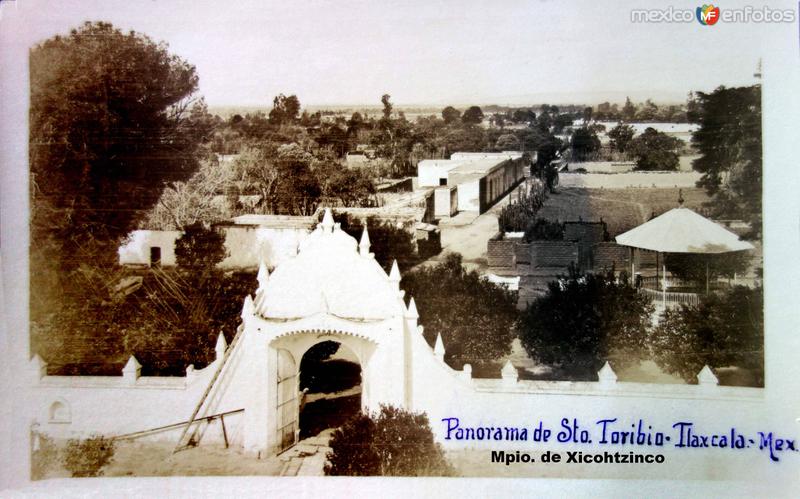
[389,260,401,282]
[242,294,254,318]
[321,208,334,233]
[597,361,617,384]
[215,331,228,359]
[697,365,719,386]
[501,360,518,384]
[433,333,445,359]
[256,261,269,289]
[122,355,142,382]
[359,224,371,256]
[405,297,419,319]
[678,189,684,207]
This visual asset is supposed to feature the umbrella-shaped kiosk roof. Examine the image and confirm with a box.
[615,207,754,254]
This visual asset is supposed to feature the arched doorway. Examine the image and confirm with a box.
[297,340,362,440]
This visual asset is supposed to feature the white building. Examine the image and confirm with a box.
[417,151,527,215]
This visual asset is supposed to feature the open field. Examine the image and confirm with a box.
[537,187,712,237]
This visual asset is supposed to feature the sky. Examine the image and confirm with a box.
[1,0,775,107]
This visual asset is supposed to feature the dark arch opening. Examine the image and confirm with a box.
[298,340,361,439]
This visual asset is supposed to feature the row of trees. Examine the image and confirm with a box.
[517,267,763,385]
[399,254,762,386]
[569,123,684,170]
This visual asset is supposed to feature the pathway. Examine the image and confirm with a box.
[277,429,334,476]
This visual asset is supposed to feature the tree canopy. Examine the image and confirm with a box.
[400,253,518,367]
[649,286,763,386]
[628,127,683,171]
[570,127,601,161]
[30,21,209,268]
[690,85,762,237]
[517,267,652,379]
[461,106,484,125]
[607,123,635,153]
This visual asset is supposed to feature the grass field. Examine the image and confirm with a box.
[537,187,712,237]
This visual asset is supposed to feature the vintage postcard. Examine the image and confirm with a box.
[1,0,798,496]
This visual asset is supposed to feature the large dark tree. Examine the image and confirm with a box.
[649,286,763,386]
[30,22,207,270]
[517,267,652,379]
[690,85,762,237]
[441,106,461,125]
[628,127,683,171]
[461,106,484,125]
[268,93,301,125]
[401,253,518,368]
[570,127,600,161]
[607,123,635,153]
[29,22,212,371]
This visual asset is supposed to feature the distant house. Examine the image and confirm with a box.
[417,151,527,216]
[118,214,316,270]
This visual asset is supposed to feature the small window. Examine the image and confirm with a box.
[439,178,447,186]
[49,400,70,424]
[150,246,162,267]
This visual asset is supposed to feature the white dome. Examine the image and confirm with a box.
[254,212,401,321]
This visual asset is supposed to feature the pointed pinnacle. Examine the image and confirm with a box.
[406,297,419,319]
[257,261,269,289]
[389,260,401,282]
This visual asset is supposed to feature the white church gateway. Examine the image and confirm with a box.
[29,210,783,476]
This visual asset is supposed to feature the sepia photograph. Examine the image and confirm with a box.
[1,0,798,496]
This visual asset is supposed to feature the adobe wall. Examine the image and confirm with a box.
[592,242,631,271]
[530,241,579,268]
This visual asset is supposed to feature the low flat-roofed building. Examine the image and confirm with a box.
[418,151,526,215]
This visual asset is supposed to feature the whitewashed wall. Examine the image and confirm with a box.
[118,230,182,266]
[218,226,309,270]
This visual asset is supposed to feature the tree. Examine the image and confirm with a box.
[174,223,228,271]
[570,127,601,161]
[495,133,520,151]
[400,253,518,367]
[29,22,209,366]
[628,127,683,171]
[325,405,454,476]
[441,106,461,125]
[622,96,636,120]
[649,286,763,386]
[30,21,206,271]
[268,93,301,125]
[517,267,652,379]
[461,106,484,125]
[607,123,635,153]
[690,85,762,237]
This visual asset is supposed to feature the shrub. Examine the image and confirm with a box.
[517,266,652,379]
[497,179,548,232]
[523,218,564,242]
[649,286,763,385]
[63,435,115,477]
[325,405,455,476]
[174,222,228,271]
